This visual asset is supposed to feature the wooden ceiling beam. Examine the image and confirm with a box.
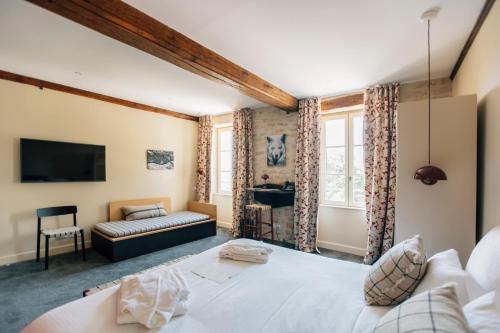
[26,0,298,111]
[0,70,198,121]
[321,93,364,111]
[450,0,497,80]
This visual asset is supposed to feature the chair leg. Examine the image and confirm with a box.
[36,231,41,262]
[74,234,78,253]
[80,230,86,261]
[44,236,49,270]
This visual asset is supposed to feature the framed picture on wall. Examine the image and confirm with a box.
[267,134,286,166]
[147,150,174,170]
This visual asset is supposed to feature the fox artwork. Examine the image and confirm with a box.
[267,134,286,166]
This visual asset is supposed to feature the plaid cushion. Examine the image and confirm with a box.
[364,235,427,306]
[373,284,470,332]
[121,202,167,221]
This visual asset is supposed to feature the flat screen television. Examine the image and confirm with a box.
[21,138,106,182]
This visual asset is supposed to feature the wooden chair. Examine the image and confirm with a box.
[243,204,274,241]
[36,206,86,270]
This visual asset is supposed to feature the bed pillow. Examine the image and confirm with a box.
[463,291,500,333]
[413,249,471,305]
[121,203,167,221]
[364,235,427,306]
[466,225,500,293]
[373,284,469,333]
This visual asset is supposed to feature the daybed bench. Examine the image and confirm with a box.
[91,197,217,261]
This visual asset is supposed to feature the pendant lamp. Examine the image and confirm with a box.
[414,8,447,186]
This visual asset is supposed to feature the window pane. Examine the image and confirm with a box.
[352,176,364,204]
[220,151,231,172]
[353,146,364,176]
[326,147,345,174]
[220,171,232,192]
[352,116,363,146]
[325,118,345,146]
[220,130,232,151]
[325,174,346,203]
[352,145,365,205]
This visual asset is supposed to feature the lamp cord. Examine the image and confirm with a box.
[428,19,431,165]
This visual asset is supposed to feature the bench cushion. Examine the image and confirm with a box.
[94,211,210,238]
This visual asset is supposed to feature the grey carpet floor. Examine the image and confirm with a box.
[0,228,362,333]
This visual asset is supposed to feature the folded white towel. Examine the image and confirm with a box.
[219,239,273,264]
[117,269,189,329]
[225,239,274,254]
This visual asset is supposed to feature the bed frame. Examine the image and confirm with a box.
[91,197,217,261]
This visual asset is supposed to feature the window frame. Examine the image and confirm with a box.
[320,110,364,209]
[216,125,233,195]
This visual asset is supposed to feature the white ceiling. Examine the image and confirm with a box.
[0,0,485,116]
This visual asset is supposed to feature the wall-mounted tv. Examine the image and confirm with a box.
[21,138,106,183]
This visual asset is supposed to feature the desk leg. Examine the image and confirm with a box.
[258,208,263,240]
[270,208,274,241]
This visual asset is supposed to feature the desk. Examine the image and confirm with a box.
[247,186,295,208]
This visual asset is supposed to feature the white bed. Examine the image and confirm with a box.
[22,225,500,333]
[22,241,390,333]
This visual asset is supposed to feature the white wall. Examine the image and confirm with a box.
[396,95,477,264]
[212,194,232,229]
[317,206,367,255]
[0,80,198,265]
[452,1,500,239]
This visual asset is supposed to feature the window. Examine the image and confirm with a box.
[216,126,232,194]
[320,111,364,208]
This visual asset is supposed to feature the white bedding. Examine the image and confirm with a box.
[22,241,391,333]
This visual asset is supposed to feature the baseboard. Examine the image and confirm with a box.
[217,220,232,229]
[0,240,92,266]
[317,240,366,256]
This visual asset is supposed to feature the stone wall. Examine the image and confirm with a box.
[252,106,298,243]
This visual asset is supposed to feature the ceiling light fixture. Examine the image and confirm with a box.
[414,7,447,186]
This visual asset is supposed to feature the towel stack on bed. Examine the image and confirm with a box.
[219,239,273,263]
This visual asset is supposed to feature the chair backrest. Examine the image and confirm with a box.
[37,206,77,218]
[37,206,78,229]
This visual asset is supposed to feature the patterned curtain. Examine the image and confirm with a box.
[363,83,399,265]
[231,108,254,237]
[293,97,321,252]
[195,115,213,203]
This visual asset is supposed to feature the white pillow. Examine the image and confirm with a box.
[463,291,500,333]
[466,225,500,292]
[413,249,471,305]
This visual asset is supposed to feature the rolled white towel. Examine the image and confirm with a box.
[117,269,190,329]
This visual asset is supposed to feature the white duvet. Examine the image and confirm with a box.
[22,241,391,333]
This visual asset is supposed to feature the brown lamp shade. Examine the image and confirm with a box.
[414,165,447,185]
